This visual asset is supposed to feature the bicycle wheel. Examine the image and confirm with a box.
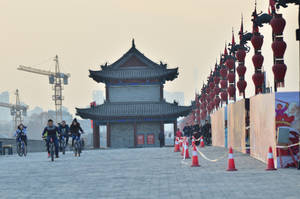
[17,142,23,157]
[78,142,81,157]
[50,143,54,162]
[23,142,27,157]
[62,141,65,155]
[73,142,77,156]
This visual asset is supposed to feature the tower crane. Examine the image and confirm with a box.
[0,89,28,131]
[18,55,70,123]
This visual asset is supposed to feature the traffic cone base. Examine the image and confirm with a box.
[227,147,237,171]
[191,147,200,167]
[184,142,190,159]
[174,138,180,152]
[266,146,277,171]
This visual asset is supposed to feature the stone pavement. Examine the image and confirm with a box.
[0,146,300,199]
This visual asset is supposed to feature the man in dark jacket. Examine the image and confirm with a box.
[158,131,165,147]
[42,119,60,158]
[183,123,190,137]
[70,118,84,147]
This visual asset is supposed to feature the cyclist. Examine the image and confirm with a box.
[15,123,28,146]
[42,119,60,158]
[58,121,70,146]
[70,118,84,147]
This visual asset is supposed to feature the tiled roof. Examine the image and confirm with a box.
[76,101,192,120]
[89,68,178,83]
[89,40,179,83]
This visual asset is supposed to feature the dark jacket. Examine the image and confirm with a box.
[42,126,59,137]
[70,123,83,136]
[58,124,70,136]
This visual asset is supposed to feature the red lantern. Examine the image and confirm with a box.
[214,96,220,108]
[214,86,221,95]
[227,73,235,83]
[220,91,228,101]
[227,85,236,99]
[236,65,247,76]
[237,80,247,95]
[251,33,264,50]
[271,39,287,58]
[270,14,286,35]
[236,49,246,62]
[209,82,215,90]
[252,54,264,69]
[272,63,287,87]
[252,73,264,87]
[225,57,235,70]
[220,67,228,78]
[214,76,220,84]
[220,80,227,89]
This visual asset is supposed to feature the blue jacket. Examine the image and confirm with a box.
[58,124,70,136]
[15,127,27,136]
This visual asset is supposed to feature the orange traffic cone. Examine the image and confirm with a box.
[181,137,186,156]
[174,137,180,152]
[179,137,183,148]
[191,145,200,167]
[192,136,195,147]
[266,146,277,171]
[200,136,205,148]
[184,140,190,159]
[227,147,237,171]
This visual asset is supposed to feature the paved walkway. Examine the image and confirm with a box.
[0,147,299,199]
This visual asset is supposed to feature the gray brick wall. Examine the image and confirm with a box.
[110,123,134,148]
[109,85,160,102]
[0,138,45,154]
[136,122,160,147]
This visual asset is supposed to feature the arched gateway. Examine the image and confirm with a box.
[76,40,192,148]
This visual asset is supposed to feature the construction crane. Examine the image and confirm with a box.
[0,89,28,131]
[18,55,70,123]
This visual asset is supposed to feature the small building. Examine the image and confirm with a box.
[76,40,192,148]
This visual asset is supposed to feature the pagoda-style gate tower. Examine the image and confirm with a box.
[76,40,192,148]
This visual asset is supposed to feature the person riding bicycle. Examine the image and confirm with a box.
[42,119,60,158]
[70,118,84,147]
[58,121,70,146]
[15,123,28,146]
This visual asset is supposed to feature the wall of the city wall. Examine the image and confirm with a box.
[110,123,134,148]
[211,107,225,147]
[109,122,161,148]
[228,99,246,153]
[136,122,160,147]
[0,138,45,153]
[250,93,276,165]
[109,84,160,102]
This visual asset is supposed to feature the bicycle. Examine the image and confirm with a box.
[16,133,27,157]
[59,135,66,155]
[49,137,55,162]
[73,136,81,157]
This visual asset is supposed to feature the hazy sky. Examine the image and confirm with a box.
[0,0,299,115]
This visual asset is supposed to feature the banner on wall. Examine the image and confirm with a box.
[275,92,300,168]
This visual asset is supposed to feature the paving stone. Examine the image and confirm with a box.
[0,147,299,199]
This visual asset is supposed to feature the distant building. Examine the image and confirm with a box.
[164,91,185,106]
[0,91,10,122]
[92,90,104,105]
[76,40,192,148]
[27,106,44,116]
